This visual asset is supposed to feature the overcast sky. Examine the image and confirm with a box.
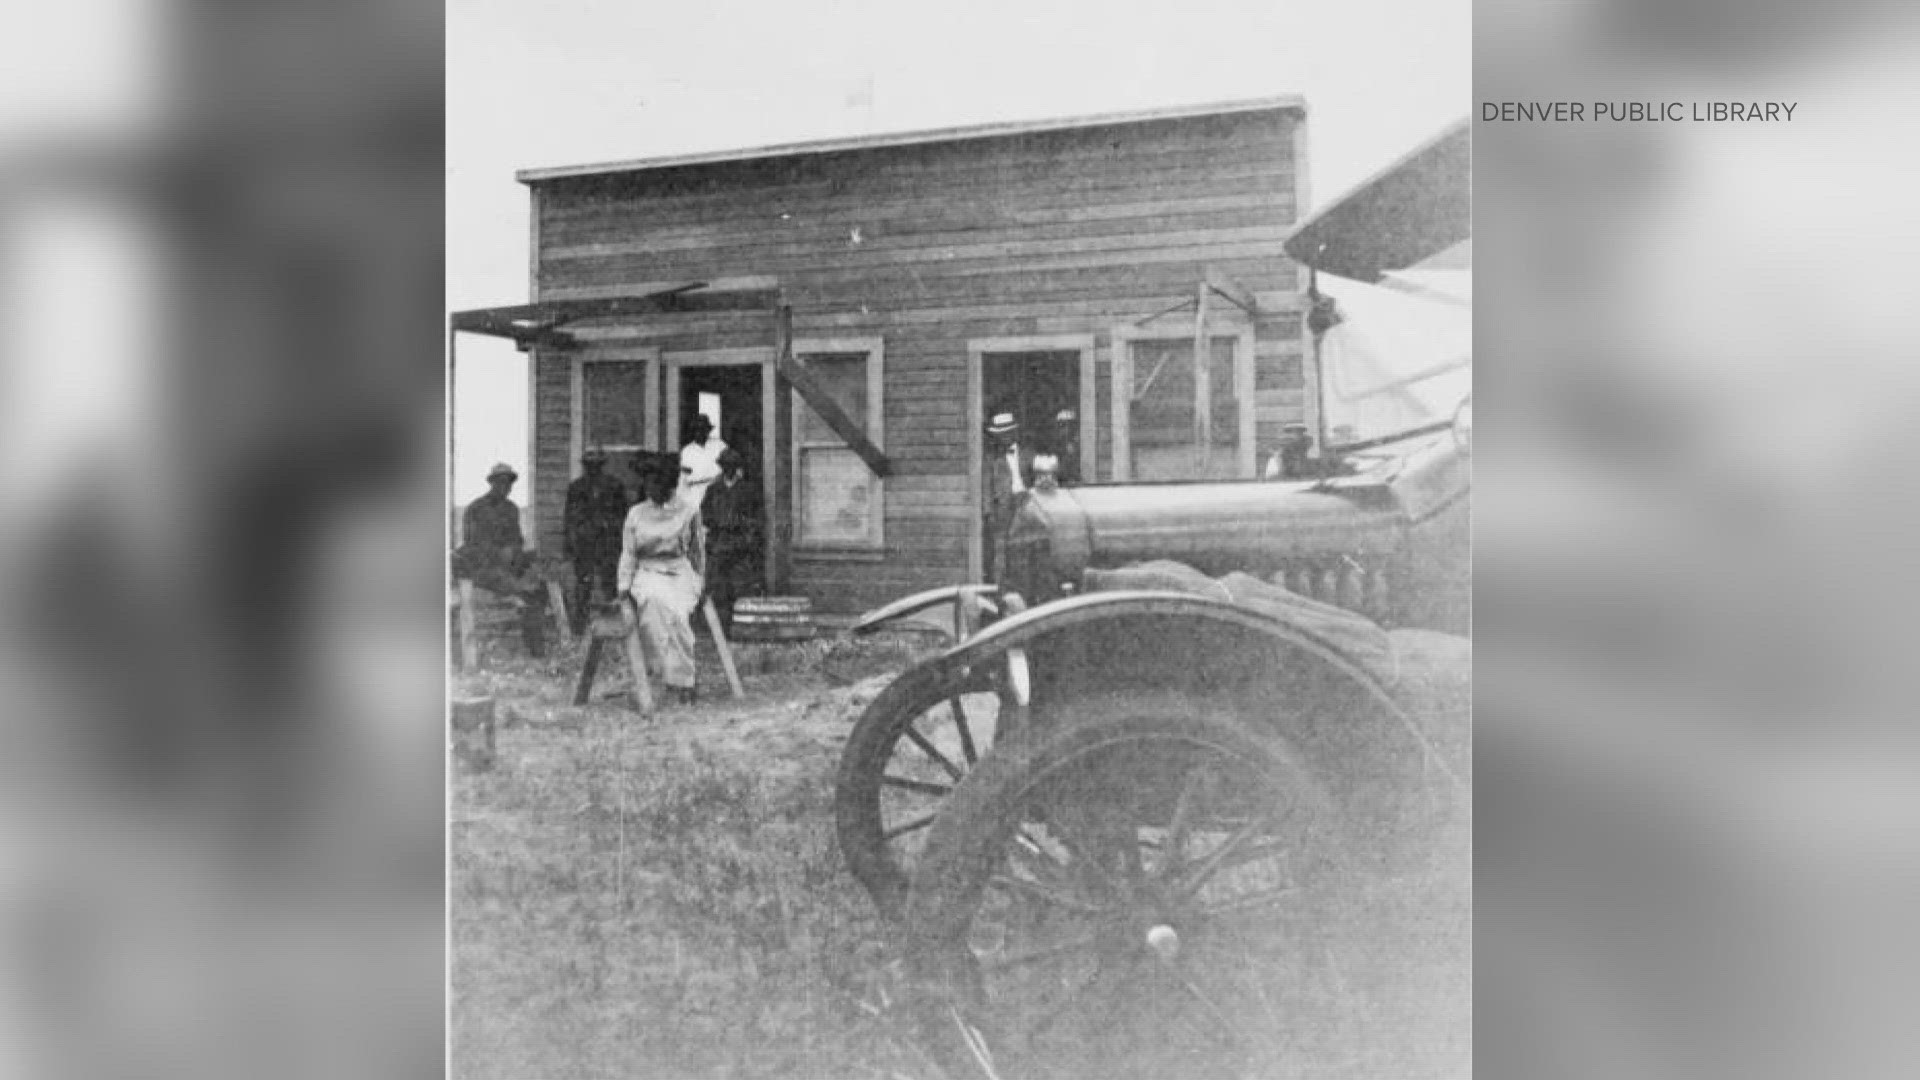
[447,0,1469,498]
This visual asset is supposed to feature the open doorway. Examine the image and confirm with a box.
[982,349,1084,474]
[678,364,764,478]
[674,360,768,599]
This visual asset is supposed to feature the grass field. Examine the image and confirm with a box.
[450,629,1470,1080]
[450,633,942,1080]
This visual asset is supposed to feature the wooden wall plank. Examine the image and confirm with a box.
[528,108,1306,611]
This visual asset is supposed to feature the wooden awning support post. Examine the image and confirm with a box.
[768,304,792,595]
[1193,281,1211,466]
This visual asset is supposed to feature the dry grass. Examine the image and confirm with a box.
[450,631,941,1080]
[448,628,1469,1080]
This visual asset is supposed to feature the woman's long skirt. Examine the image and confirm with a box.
[627,564,703,689]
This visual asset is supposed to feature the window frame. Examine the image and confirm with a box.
[1108,322,1257,481]
[790,337,885,555]
[570,347,661,477]
[964,334,1098,581]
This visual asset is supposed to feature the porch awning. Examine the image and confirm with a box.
[449,283,783,349]
[447,284,891,478]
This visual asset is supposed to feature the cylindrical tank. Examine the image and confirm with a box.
[1001,480,1406,607]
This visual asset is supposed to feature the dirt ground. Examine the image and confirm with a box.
[449,627,945,1080]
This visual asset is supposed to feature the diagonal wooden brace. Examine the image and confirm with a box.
[773,307,891,478]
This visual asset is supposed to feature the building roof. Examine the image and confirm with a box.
[516,95,1307,184]
[450,284,781,348]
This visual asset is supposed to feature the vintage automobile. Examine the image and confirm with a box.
[833,120,1471,1079]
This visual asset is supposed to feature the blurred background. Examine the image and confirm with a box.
[1477,0,1920,1078]
[1,0,444,1076]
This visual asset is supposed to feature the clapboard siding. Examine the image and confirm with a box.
[532,351,573,550]
[542,122,1288,209]
[544,193,1295,252]
[545,209,1294,266]
[539,156,1292,221]
[528,106,1306,612]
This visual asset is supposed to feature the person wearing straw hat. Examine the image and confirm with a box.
[454,462,550,657]
[982,410,1034,581]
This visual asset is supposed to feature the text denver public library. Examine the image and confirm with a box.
[1483,101,1798,122]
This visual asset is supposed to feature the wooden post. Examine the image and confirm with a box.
[770,304,794,594]
[451,695,496,773]
[1193,282,1211,469]
[955,587,977,642]
[701,598,745,699]
[457,579,480,671]
[572,639,605,705]
[621,598,655,715]
[545,578,572,640]
[574,602,631,705]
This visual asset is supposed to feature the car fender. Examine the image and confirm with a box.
[850,584,1002,640]
[942,589,1405,720]
[943,589,1456,852]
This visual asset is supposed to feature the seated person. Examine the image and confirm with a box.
[618,453,705,706]
[453,462,549,657]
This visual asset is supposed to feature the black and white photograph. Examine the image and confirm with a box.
[448,3,1469,1077]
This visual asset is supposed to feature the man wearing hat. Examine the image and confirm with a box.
[562,446,632,635]
[1264,423,1315,480]
[982,410,1035,580]
[702,447,762,636]
[454,463,550,657]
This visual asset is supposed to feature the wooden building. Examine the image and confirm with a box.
[513,97,1311,614]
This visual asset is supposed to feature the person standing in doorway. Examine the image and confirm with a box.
[982,411,1034,581]
[702,447,762,636]
[678,413,728,509]
[562,446,631,635]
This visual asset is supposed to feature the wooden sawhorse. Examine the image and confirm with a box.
[573,596,744,712]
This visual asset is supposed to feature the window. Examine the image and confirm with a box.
[792,340,884,550]
[582,361,649,448]
[1121,334,1248,481]
[572,351,657,499]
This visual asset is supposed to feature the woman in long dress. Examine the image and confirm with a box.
[618,453,704,705]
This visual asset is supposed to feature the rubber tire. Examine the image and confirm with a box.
[898,690,1348,1080]
[834,657,995,919]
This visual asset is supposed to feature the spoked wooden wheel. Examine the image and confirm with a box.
[900,693,1362,1080]
[835,656,1020,919]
